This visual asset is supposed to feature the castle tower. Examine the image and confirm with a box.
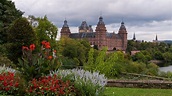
[95,16,107,49]
[118,21,127,51]
[79,21,93,32]
[60,19,71,38]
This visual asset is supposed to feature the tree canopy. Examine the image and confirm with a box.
[57,37,91,67]
[0,0,23,44]
[28,15,58,48]
[127,40,172,66]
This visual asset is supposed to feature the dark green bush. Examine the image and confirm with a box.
[7,17,37,63]
[0,54,16,68]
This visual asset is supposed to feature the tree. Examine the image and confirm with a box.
[28,15,58,48]
[7,17,37,63]
[145,63,159,76]
[154,51,163,60]
[57,37,90,67]
[163,52,172,65]
[86,48,94,67]
[0,0,23,44]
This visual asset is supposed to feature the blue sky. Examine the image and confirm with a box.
[12,0,172,41]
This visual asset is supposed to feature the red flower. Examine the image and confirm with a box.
[3,81,8,86]
[48,56,53,60]
[41,40,47,45]
[41,40,51,49]
[5,87,10,91]
[44,42,51,49]
[22,46,29,50]
[59,89,64,95]
[45,45,51,49]
[30,44,36,51]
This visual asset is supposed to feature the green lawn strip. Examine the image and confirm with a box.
[104,87,172,96]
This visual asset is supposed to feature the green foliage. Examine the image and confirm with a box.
[0,0,23,44]
[85,48,94,70]
[154,51,163,60]
[145,63,159,75]
[163,52,172,64]
[60,56,77,69]
[128,40,172,66]
[0,44,8,55]
[0,54,16,68]
[126,62,146,74]
[85,48,128,77]
[57,37,90,66]
[85,48,159,78]
[132,51,152,64]
[7,17,37,63]
[28,15,58,48]
[0,43,14,66]
[8,17,37,45]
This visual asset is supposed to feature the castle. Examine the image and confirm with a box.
[60,16,128,51]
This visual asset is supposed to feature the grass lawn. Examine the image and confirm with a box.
[104,87,172,96]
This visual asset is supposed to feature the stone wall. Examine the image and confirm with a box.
[107,80,172,89]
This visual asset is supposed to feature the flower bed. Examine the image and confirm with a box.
[0,41,107,95]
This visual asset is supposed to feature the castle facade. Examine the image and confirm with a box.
[60,16,127,51]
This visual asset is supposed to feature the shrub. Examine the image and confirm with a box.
[7,17,37,63]
[60,56,78,69]
[51,69,107,96]
[0,54,16,68]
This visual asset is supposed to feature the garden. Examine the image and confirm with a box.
[0,41,107,96]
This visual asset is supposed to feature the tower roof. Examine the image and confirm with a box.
[98,16,104,25]
[119,21,126,30]
[79,21,89,30]
[63,19,68,27]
